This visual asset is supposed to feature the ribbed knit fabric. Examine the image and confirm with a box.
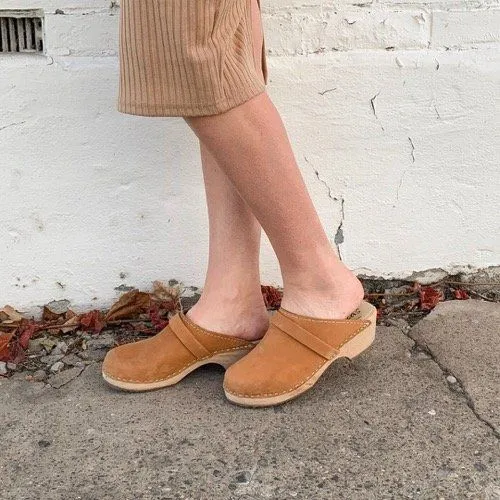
[117,0,268,117]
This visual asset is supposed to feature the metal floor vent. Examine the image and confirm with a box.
[0,10,44,53]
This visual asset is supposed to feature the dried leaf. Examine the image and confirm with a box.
[79,310,106,333]
[0,305,24,323]
[150,281,181,316]
[18,322,38,349]
[151,280,182,302]
[105,289,151,321]
[59,315,80,334]
[42,306,63,322]
[65,309,77,320]
[419,286,444,311]
[261,285,282,309]
[9,343,26,364]
[149,302,169,332]
[453,288,470,300]
[0,332,14,360]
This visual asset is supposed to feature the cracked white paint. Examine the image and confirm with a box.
[0,0,499,314]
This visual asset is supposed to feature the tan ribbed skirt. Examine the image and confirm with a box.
[117,0,268,117]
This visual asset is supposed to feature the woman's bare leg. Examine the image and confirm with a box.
[184,0,269,341]
[184,0,364,321]
[185,142,269,341]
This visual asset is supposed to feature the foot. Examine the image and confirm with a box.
[280,262,365,320]
[185,299,269,342]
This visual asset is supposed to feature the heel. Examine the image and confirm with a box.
[339,309,376,360]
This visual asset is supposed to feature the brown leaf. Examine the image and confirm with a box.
[151,280,182,303]
[59,315,80,334]
[42,305,64,322]
[0,305,24,323]
[105,289,151,321]
[65,309,77,320]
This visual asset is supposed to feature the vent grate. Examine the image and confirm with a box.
[0,10,43,53]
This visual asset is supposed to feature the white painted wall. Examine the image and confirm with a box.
[1,0,499,316]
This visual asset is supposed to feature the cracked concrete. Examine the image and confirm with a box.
[409,300,500,438]
[1,300,498,499]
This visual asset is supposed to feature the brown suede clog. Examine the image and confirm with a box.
[102,310,258,391]
[223,300,377,407]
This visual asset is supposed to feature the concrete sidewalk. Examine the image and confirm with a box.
[1,300,499,500]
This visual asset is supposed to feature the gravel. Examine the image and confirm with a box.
[52,341,69,355]
[50,361,65,373]
[40,354,65,365]
[28,338,46,354]
[86,333,114,350]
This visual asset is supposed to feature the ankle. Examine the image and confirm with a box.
[186,295,269,341]
[284,252,358,292]
[281,267,365,319]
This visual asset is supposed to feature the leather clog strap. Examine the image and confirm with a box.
[272,311,340,360]
[168,313,210,359]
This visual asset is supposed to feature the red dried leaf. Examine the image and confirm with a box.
[149,302,169,332]
[453,288,470,300]
[79,310,106,333]
[18,322,38,349]
[0,332,14,361]
[261,285,282,309]
[419,286,444,311]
